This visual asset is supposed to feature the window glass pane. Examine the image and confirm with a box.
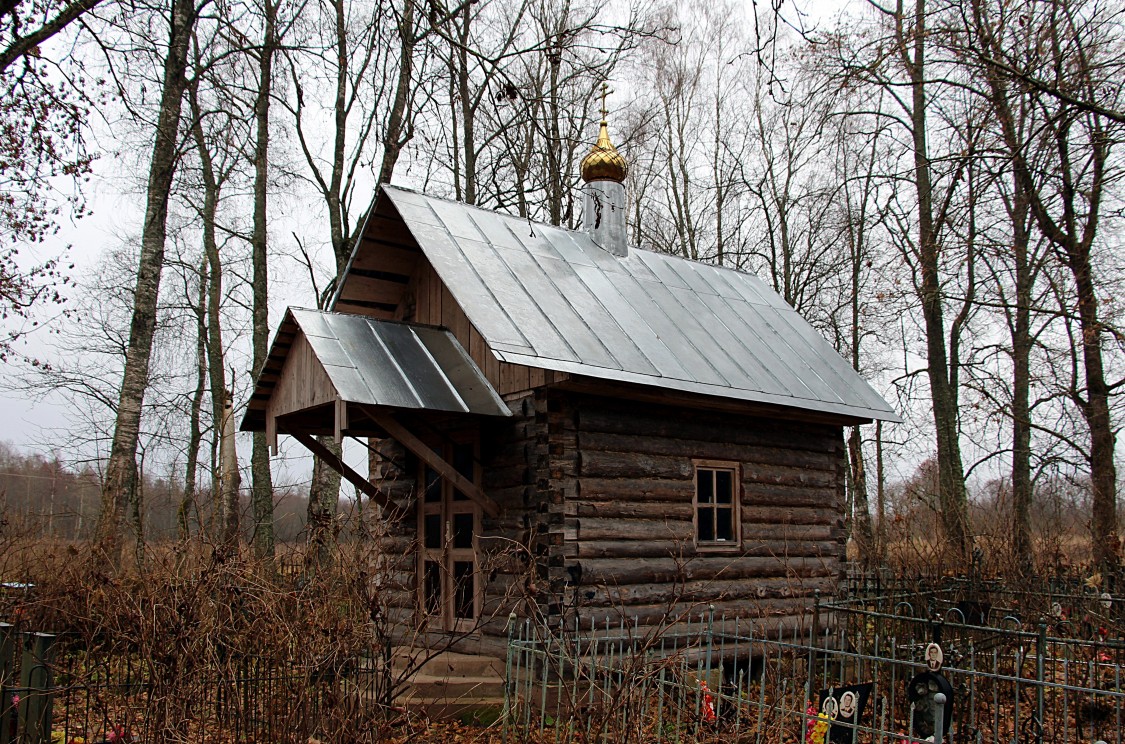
[453,512,474,549]
[453,443,474,478]
[716,470,733,504]
[453,443,474,501]
[424,560,441,615]
[424,514,442,549]
[424,466,441,503]
[453,561,475,619]
[697,470,714,503]
[716,506,734,541]
[697,508,714,542]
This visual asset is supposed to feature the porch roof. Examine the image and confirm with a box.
[240,307,510,433]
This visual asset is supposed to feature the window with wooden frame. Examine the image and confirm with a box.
[694,462,740,548]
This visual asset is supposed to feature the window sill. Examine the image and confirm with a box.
[695,543,743,555]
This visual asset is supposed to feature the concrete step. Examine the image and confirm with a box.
[407,671,506,700]
[397,695,505,722]
[392,648,506,679]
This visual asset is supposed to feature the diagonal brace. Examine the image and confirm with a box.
[360,406,500,519]
[288,429,404,519]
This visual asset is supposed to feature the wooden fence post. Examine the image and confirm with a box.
[0,623,14,744]
[16,632,54,744]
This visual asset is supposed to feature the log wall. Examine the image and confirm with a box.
[549,391,846,628]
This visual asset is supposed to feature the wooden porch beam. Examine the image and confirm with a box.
[360,406,501,519]
[287,429,404,519]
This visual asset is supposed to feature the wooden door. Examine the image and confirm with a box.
[418,438,480,631]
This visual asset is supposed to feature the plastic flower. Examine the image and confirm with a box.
[805,703,830,744]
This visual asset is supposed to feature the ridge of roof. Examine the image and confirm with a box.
[380,184,767,285]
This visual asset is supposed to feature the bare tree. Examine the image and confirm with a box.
[96,0,200,562]
[960,0,1125,572]
[838,0,975,564]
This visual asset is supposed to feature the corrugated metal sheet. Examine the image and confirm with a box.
[381,186,899,422]
[260,309,510,425]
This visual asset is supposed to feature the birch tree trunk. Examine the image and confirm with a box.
[180,256,208,543]
[219,391,242,550]
[95,0,197,562]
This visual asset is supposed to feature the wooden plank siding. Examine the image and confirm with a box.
[266,331,337,420]
[548,392,846,627]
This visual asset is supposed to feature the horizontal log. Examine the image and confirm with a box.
[744,465,836,489]
[573,539,843,561]
[578,431,836,471]
[575,539,688,559]
[578,451,692,479]
[577,555,840,585]
[575,517,693,542]
[576,577,834,607]
[741,505,840,525]
[743,483,840,508]
[740,523,836,542]
[562,615,819,652]
[571,499,846,529]
[570,599,816,629]
[575,406,837,450]
[577,477,691,502]
[483,467,534,491]
[575,482,840,514]
[577,452,836,489]
[485,484,533,508]
[574,499,693,520]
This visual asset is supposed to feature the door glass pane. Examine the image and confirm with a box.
[453,512,474,549]
[716,470,733,503]
[423,560,441,615]
[424,466,441,502]
[454,561,475,619]
[424,514,442,549]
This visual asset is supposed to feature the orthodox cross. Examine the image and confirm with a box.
[600,82,613,120]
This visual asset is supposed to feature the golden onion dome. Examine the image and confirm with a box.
[580,119,627,184]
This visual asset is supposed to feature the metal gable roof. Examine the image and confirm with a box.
[378,185,900,423]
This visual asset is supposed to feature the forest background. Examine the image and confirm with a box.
[1,0,1124,573]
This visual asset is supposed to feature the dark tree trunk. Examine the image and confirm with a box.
[377,0,415,185]
[250,0,278,561]
[96,0,196,562]
[903,0,971,563]
[1009,177,1034,576]
[848,426,873,565]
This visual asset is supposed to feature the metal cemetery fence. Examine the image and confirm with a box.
[0,622,393,744]
[503,604,1125,743]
